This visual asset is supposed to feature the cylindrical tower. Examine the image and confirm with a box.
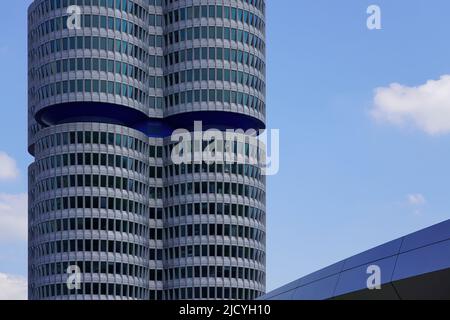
[162,0,266,129]
[28,123,151,299]
[28,0,151,127]
[161,0,266,300]
[27,0,154,300]
[28,0,267,301]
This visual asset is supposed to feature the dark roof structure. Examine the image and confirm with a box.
[260,219,450,300]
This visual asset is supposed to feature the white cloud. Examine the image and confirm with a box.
[371,75,450,135]
[0,193,27,241]
[407,194,426,206]
[0,273,27,300]
[407,194,427,216]
[0,152,19,181]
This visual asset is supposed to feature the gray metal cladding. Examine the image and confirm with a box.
[28,123,152,299]
[162,0,266,124]
[28,0,151,120]
[28,0,267,300]
[259,219,450,300]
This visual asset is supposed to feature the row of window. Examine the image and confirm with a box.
[165,163,263,182]
[34,172,263,202]
[32,283,263,300]
[35,132,262,173]
[32,201,264,225]
[164,67,265,94]
[164,286,262,300]
[31,216,265,243]
[164,5,265,34]
[164,26,265,54]
[32,182,162,204]
[32,217,148,238]
[36,83,265,117]
[30,0,265,34]
[30,239,149,259]
[32,177,158,202]
[164,46,265,74]
[35,130,154,156]
[164,88,265,113]
[36,78,148,106]
[164,181,265,202]
[32,282,148,300]
[30,14,149,45]
[165,139,262,162]
[164,203,265,222]
[30,0,151,25]
[33,57,148,85]
[164,223,265,243]
[31,220,265,259]
[33,152,149,176]
[36,172,159,194]
[164,0,266,16]
[32,181,264,217]
[164,265,264,283]
[31,34,264,76]
[30,239,265,264]
[36,82,265,114]
[30,195,149,217]
[32,260,150,279]
[30,198,264,228]
[31,240,265,270]
[31,36,153,67]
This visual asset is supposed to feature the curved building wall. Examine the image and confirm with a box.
[28,0,266,301]
[162,0,266,128]
[28,0,151,128]
[28,123,151,300]
[161,133,266,300]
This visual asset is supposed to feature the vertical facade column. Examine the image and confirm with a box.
[160,0,266,300]
[28,0,267,301]
[28,0,153,300]
[28,123,151,299]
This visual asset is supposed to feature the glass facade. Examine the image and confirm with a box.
[28,0,266,300]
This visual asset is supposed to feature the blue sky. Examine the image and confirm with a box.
[1,0,450,298]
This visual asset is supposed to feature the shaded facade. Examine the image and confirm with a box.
[260,219,450,300]
[28,0,266,300]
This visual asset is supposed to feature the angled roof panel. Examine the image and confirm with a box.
[400,219,450,253]
[260,219,450,300]
[334,256,397,297]
[342,239,402,271]
[393,239,450,281]
[292,274,340,300]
